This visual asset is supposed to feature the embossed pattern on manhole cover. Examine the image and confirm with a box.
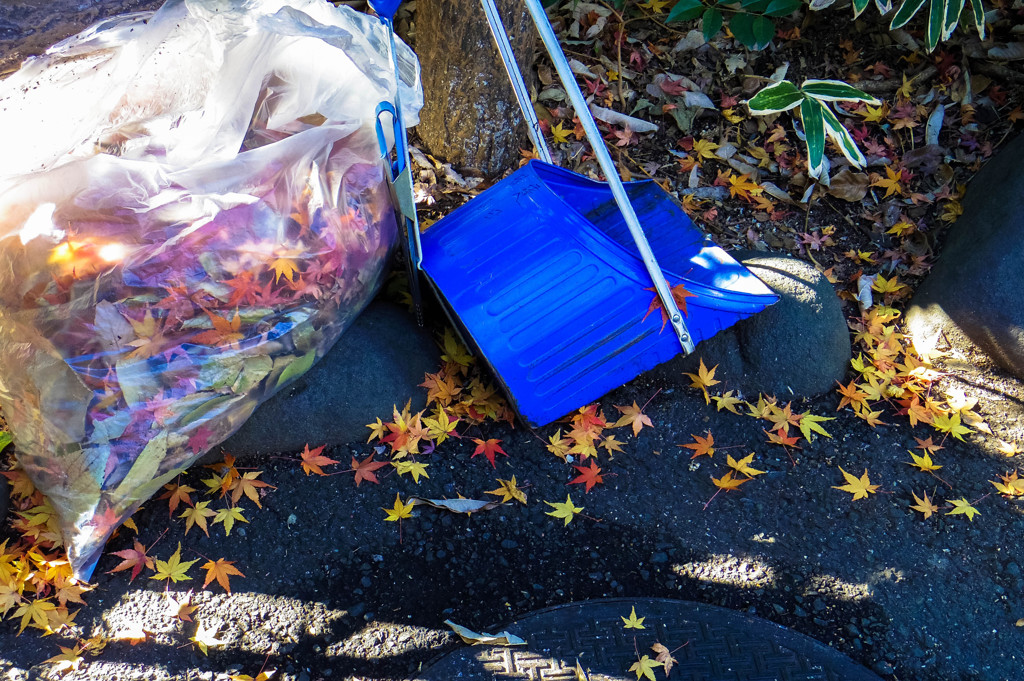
[413,598,882,681]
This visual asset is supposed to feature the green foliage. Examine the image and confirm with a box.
[747,79,880,180]
[667,0,802,49]
[809,0,986,52]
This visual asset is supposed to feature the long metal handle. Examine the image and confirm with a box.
[479,0,552,164]
[520,0,693,353]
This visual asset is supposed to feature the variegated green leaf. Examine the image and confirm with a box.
[852,0,871,17]
[926,0,944,51]
[747,80,803,115]
[875,0,894,12]
[967,0,985,39]
[943,0,966,39]
[800,80,881,105]
[890,0,928,29]
[821,105,868,169]
[800,98,826,179]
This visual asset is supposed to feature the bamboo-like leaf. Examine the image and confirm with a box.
[967,0,986,39]
[800,98,826,179]
[926,0,944,51]
[875,0,894,12]
[943,0,966,39]
[800,80,881,105]
[747,80,803,114]
[821,105,868,169]
[890,0,928,29]
[852,0,871,18]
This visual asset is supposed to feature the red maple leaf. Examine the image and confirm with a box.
[570,460,604,493]
[351,454,389,486]
[188,426,215,454]
[659,77,687,96]
[642,283,697,330]
[107,540,154,582]
[471,438,507,468]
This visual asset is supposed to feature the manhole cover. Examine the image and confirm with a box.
[415,597,882,680]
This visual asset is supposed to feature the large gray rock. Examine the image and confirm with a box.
[219,299,439,457]
[647,251,850,398]
[905,134,1024,376]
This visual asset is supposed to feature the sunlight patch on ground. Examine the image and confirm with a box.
[327,621,449,660]
[804,574,872,602]
[672,554,776,588]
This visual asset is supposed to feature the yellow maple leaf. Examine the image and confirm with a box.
[544,494,583,526]
[393,460,430,483]
[909,490,938,519]
[712,390,743,414]
[151,543,199,583]
[906,451,942,472]
[486,476,527,504]
[946,497,980,521]
[692,138,719,162]
[43,643,85,674]
[712,470,749,491]
[13,598,56,634]
[727,453,765,477]
[683,358,720,404]
[832,467,879,500]
[269,256,299,283]
[858,102,889,123]
[191,620,226,655]
[629,655,663,681]
[621,606,645,629]
[727,173,762,201]
[871,165,904,198]
[383,494,415,522]
[550,121,571,144]
[640,0,670,12]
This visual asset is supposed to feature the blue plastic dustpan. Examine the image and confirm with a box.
[420,161,778,427]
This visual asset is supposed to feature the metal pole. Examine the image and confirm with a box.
[520,0,694,353]
[479,0,552,164]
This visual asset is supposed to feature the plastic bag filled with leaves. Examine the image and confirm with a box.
[0,0,422,579]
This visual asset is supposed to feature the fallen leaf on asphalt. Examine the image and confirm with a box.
[107,540,155,582]
[408,497,503,514]
[712,390,743,414]
[621,606,645,629]
[683,358,720,403]
[383,494,415,521]
[471,438,507,468]
[613,401,654,436]
[180,500,217,537]
[712,470,749,491]
[681,432,715,459]
[651,642,677,675]
[43,643,85,674]
[393,459,429,483]
[300,443,339,476]
[151,543,198,583]
[165,590,196,622]
[946,497,981,521]
[191,620,226,655]
[833,467,879,500]
[910,490,938,519]
[213,506,248,536]
[907,451,942,472]
[628,654,663,681]
[544,495,583,526]
[444,619,525,646]
[202,558,245,593]
[727,453,765,477]
[486,476,527,504]
[351,454,388,486]
[570,461,604,493]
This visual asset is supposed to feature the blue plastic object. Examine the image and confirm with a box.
[367,0,403,20]
[420,161,778,427]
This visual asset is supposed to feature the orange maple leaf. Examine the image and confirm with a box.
[471,438,508,468]
[300,444,339,476]
[612,401,654,436]
[765,427,801,448]
[201,558,245,593]
[642,283,696,331]
[569,460,604,493]
[351,454,389,486]
[191,311,245,347]
[228,471,274,508]
[681,432,715,459]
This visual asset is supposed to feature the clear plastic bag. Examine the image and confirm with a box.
[0,0,422,579]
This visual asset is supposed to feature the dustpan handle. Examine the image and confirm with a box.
[518,0,694,354]
[479,0,552,164]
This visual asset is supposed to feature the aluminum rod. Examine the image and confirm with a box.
[520,0,694,353]
[479,0,552,164]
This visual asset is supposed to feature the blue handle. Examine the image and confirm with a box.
[367,0,403,21]
[374,101,406,179]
